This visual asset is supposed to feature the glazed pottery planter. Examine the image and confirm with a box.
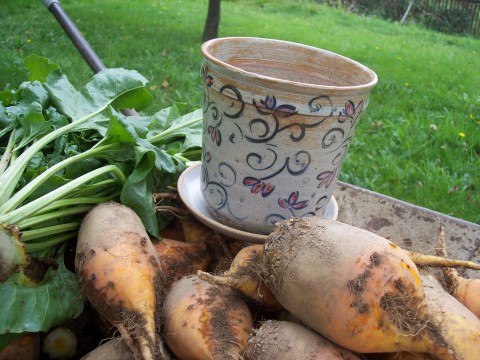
[200,37,378,234]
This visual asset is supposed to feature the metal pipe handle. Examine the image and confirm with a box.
[42,0,139,116]
[42,0,106,73]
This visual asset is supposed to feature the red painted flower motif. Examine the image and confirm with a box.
[204,151,212,163]
[317,168,338,189]
[338,100,364,123]
[205,75,214,87]
[278,191,308,210]
[254,95,298,118]
[243,177,275,197]
[207,126,221,146]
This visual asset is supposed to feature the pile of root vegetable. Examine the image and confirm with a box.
[3,56,479,360]
[5,199,479,360]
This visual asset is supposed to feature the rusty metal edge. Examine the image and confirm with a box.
[336,181,480,230]
[334,181,479,278]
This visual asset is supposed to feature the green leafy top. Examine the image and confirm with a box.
[0,55,203,344]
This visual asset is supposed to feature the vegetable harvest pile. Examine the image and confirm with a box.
[0,55,202,353]
[2,57,480,360]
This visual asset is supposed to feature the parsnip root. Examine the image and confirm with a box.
[244,320,362,360]
[75,202,167,360]
[162,274,253,359]
[435,225,480,318]
[407,251,480,270]
[197,244,281,310]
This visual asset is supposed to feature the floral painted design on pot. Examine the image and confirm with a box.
[200,37,378,234]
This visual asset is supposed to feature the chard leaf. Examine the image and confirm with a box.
[1,82,50,140]
[24,55,60,83]
[5,82,49,119]
[15,102,52,150]
[19,81,49,107]
[120,115,152,138]
[147,105,182,135]
[110,107,203,235]
[172,109,203,152]
[101,112,138,144]
[112,87,153,113]
[147,108,203,152]
[113,109,177,174]
[103,110,164,236]
[120,156,158,237]
[63,111,155,234]
[44,68,150,124]
[0,107,16,138]
[0,258,84,335]
[0,89,17,107]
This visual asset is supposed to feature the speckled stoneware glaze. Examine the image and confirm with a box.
[200,37,378,234]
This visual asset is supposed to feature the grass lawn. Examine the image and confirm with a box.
[1,0,479,223]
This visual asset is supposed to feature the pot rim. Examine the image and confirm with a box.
[201,36,378,93]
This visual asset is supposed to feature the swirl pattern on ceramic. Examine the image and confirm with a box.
[200,37,377,234]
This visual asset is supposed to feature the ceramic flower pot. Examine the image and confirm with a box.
[200,37,378,234]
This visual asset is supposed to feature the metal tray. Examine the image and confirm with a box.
[334,181,480,278]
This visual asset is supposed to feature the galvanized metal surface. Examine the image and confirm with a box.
[334,181,480,279]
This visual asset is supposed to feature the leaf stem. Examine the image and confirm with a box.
[0,103,109,204]
[66,179,120,199]
[146,109,202,143]
[0,143,120,215]
[17,205,94,229]
[25,232,77,253]
[34,195,118,215]
[172,153,190,164]
[0,129,16,176]
[0,164,125,225]
[175,149,202,162]
[21,222,81,242]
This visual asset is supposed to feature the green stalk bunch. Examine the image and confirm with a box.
[0,55,203,346]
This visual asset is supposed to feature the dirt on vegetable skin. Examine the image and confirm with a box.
[244,319,362,360]
[260,217,469,359]
[161,274,253,359]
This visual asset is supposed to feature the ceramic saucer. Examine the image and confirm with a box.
[177,163,339,243]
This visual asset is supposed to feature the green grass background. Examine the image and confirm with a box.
[1,0,479,223]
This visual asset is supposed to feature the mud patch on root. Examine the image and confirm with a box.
[347,252,384,314]
[379,291,448,348]
[228,250,265,290]
[200,285,246,358]
[263,218,330,292]
[79,270,155,347]
[229,249,263,279]
[369,252,382,267]
[350,301,369,314]
[244,320,293,357]
[161,246,210,290]
[379,292,424,334]
[154,271,168,323]
[347,269,372,294]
